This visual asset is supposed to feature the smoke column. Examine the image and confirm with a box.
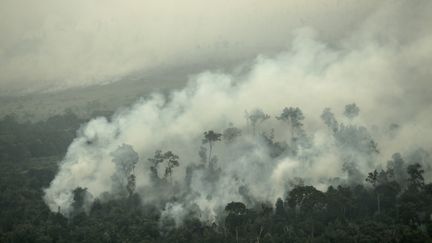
[44,0,432,224]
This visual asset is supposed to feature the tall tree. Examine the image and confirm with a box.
[321,108,338,133]
[163,151,180,182]
[149,150,164,180]
[126,174,136,198]
[246,109,270,135]
[287,185,325,213]
[225,202,248,243]
[386,153,407,186]
[202,130,222,163]
[111,144,139,195]
[366,170,382,214]
[276,107,305,141]
[148,150,180,183]
[274,198,286,218]
[366,169,400,214]
[407,163,425,191]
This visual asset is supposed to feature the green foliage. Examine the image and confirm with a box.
[2,154,432,242]
[148,150,180,182]
[0,111,84,162]
[343,103,360,120]
[407,163,425,191]
[202,130,222,145]
[321,108,338,133]
[277,107,304,128]
[277,107,311,149]
[202,130,222,166]
[2,106,432,242]
[246,109,270,135]
[222,125,242,144]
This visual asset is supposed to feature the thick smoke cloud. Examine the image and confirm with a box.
[0,0,381,94]
[44,0,432,223]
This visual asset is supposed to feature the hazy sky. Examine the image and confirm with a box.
[0,0,384,95]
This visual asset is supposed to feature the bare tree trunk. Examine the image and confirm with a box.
[310,223,314,243]
[291,126,294,141]
[377,193,381,214]
[236,227,239,243]
[290,123,295,142]
[208,142,212,165]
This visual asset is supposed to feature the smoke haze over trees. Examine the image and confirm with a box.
[1,0,432,242]
[43,23,432,220]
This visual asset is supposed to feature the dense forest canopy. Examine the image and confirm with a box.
[2,97,432,242]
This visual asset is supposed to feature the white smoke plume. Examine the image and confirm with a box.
[44,0,432,224]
